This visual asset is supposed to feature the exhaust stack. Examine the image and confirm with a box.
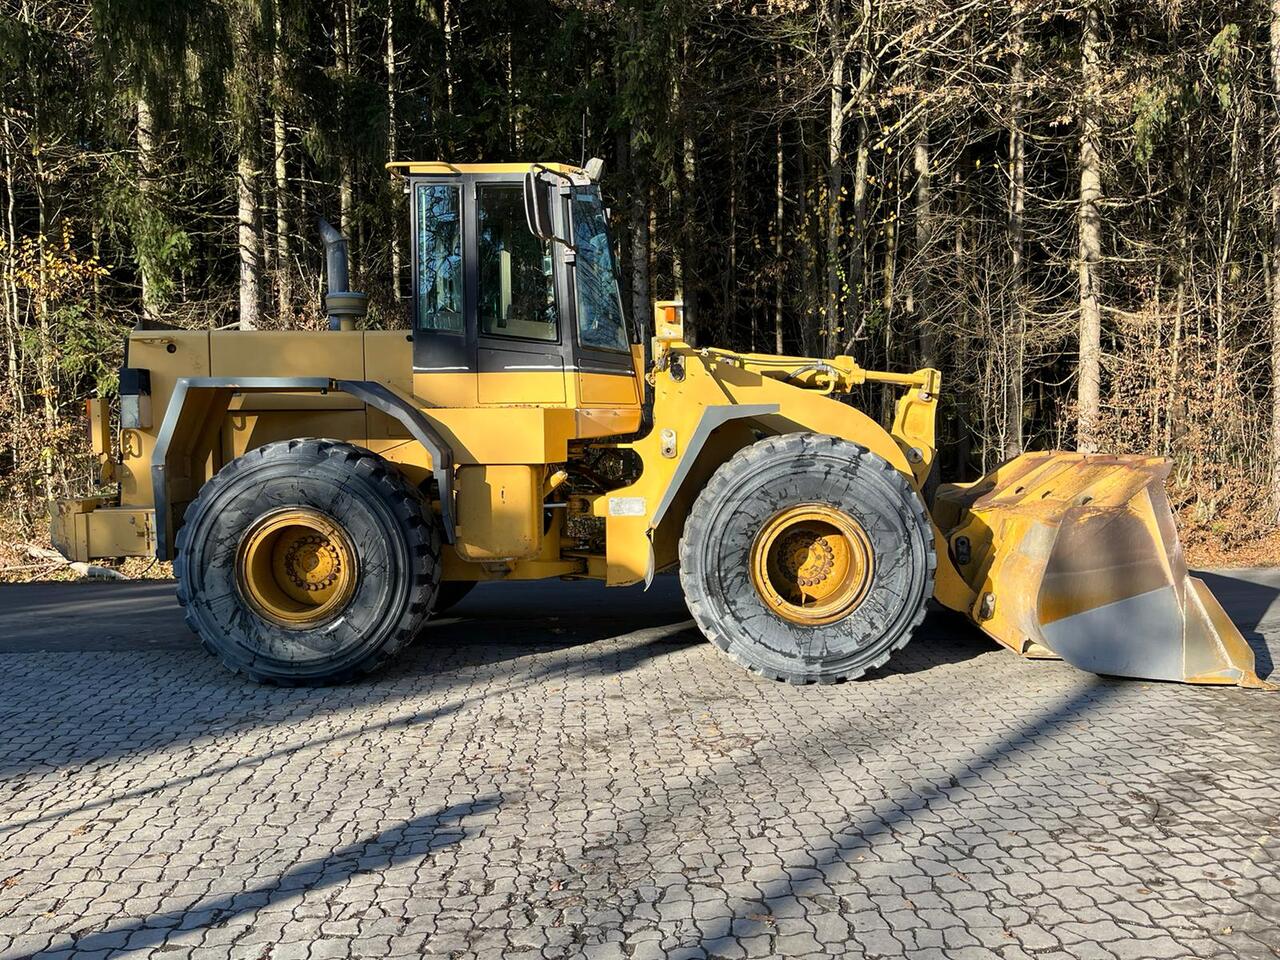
[318,218,368,331]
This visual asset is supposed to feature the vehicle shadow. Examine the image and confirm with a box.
[1,569,1267,788]
[0,578,699,781]
[862,605,996,679]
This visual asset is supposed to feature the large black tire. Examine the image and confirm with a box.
[679,433,935,683]
[432,580,476,616]
[175,439,441,685]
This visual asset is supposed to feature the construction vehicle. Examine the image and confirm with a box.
[51,159,1272,690]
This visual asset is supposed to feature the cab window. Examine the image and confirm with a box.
[477,184,557,341]
[415,183,464,333]
[571,189,628,352]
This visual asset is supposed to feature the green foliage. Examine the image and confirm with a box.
[1132,79,1180,165]
[1206,22,1240,111]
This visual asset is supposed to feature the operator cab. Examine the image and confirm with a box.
[390,161,642,415]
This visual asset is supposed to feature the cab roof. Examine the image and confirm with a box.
[386,161,585,178]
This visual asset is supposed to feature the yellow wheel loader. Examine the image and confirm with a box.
[51,159,1272,689]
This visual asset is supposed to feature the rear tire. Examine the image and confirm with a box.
[679,433,934,683]
[175,439,440,685]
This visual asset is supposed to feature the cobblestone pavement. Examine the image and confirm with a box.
[0,572,1277,960]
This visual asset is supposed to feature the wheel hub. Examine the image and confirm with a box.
[236,509,358,627]
[282,535,344,592]
[750,504,874,626]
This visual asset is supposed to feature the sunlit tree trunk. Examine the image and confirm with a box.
[1271,0,1280,519]
[1004,5,1026,459]
[273,0,291,320]
[1,110,22,515]
[32,123,57,498]
[233,2,262,330]
[1076,1,1103,452]
[823,0,847,357]
[237,151,262,330]
[442,0,454,116]
[335,0,355,278]
[913,129,935,368]
[136,92,162,320]
[774,53,785,354]
[386,0,402,303]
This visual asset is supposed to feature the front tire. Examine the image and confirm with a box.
[175,439,440,684]
[679,433,935,683]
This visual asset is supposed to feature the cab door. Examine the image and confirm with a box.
[472,177,568,406]
[410,173,573,408]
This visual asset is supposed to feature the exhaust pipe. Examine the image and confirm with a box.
[318,218,368,331]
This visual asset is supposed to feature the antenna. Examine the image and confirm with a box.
[580,113,587,167]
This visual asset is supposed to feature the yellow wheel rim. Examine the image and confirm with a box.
[236,509,358,628]
[750,504,874,626]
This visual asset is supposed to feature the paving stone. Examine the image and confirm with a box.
[0,580,1275,960]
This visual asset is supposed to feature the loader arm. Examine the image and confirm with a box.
[592,339,974,613]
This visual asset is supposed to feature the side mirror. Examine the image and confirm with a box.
[523,171,555,241]
[523,168,575,251]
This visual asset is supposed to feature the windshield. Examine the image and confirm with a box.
[570,188,629,352]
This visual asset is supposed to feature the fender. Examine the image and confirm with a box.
[648,403,779,532]
[150,376,455,559]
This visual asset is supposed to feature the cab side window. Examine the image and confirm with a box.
[415,183,464,333]
[477,184,557,342]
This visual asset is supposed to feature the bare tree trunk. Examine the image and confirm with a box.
[1004,6,1026,458]
[798,126,818,354]
[841,3,873,356]
[336,0,355,277]
[273,1,291,320]
[726,122,738,347]
[238,149,262,330]
[631,197,651,343]
[136,92,162,320]
[630,167,651,352]
[231,1,263,332]
[824,0,846,357]
[774,55,785,354]
[32,136,56,499]
[1,112,21,500]
[443,0,454,115]
[1270,0,1280,519]
[682,132,697,341]
[386,0,402,302]
[673,46,697,344]
[913,129,935,368]
[954,168,972,476]
[1076,2,1103,452]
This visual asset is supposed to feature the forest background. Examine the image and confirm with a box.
[4,0,1280,576]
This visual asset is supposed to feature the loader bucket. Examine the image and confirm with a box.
[934,452,1273,689]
